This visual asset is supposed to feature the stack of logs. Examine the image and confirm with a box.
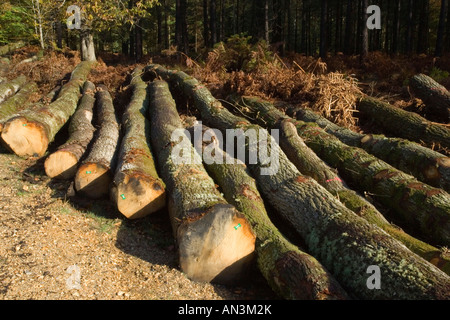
[0,60,449,300]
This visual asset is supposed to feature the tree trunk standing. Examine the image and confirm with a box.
[156,5,163,51]
[417,0,430,54]
[80,27,97,62]
[446,0,450,53]
[135,24,143,61]
[56,21,63,49]
[360,0,369,64]
[175,0,189,53]
[234,0,239,34]
[203,0,210,47]
[164,0,169,49]
[75,85,120,199]
[319,0,328,59]
[335,0,342,53]
[392,0,401,54]
[435,0,447,57]
[1,62,93,158]
[44,81,96,180]
[188,124,349,300]
[147,64,450,299]
[210,0,217,46]
[148,80,256,284]
[344,0,354,55]
[234,95,450,274]
[264,0,269,43]
[406,0,414,54]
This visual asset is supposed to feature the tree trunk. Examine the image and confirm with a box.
[319,0,328,59]
[210,0,217,46]
[360,0,369,64]
[111,68,166,219]
[1,61,93,157]
[203,0,210,47]
[148,80,256,284]
[410,73,450,123]
[0,81,37,132]
[264,0,269,43]
[0,75,27,104]
[406,0,414,54]
[74,84,120,199]
[186,124,348,299]
[244,98,450,247]
[44,81,96,180]
[234,95,450,275]
[439,0,449,55]
[80,29,96,62]
[146,64,450,299]
[357,96,450,150]
[344,0,354,55]
[285,105,450,192]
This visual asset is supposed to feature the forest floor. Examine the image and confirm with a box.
[1,45,449,300]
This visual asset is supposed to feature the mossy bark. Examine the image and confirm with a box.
[44,81,96,179]
[410,73,450,122]
[0,81,37,132]
[148,80,256,284]
[0,75,27,104]
[234,95,450,275]
[111,68,166,219]
[147,64,450,299]
[187,124,348,300]
[1,61,94,157]
[258,98,450,193]
[74,84,120,199]
[357,96,450,149]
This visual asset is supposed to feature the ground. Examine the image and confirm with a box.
[0,145,277,300]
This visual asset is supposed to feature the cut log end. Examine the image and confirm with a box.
[176,203,256,284]
[44,150,79,179]
[75,163,112,199]
[111,172,166,219]
[360,134,374,145]
[1,117,48,157]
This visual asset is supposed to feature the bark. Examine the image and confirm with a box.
[186,124,348,300]
[44,81,96,180]
[0,81,38,132]
[357,96,450,149]
[147,64,450,299]
[80,28,97,62]
[237,96,450,247]
[111,68,166,219]
[0,41,25,56]
[285,105,450,192]
[410,73,450,122]
[435,0,447,57]
[1,61,94,157]
[0,75,27,104]
[74,84,120,199]
[234,96,450,275]
[148,80,256,284]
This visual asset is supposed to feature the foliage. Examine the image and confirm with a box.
[0,3,35,45]
[430,67,450,83]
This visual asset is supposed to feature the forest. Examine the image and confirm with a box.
[0,0,450,301]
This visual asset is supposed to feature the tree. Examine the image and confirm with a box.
[435,0,448,57]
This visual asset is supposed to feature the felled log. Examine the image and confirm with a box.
[0,41,25,56]
[0,81,38,132]
[187,123,348,299]
[110,68,166,219]
[357,96,450,149]
[44,81,96,179]
[410,74,450,122]
[237,95,450,247]
[1,61,94,157]
[0,75,27,104]
[271,100,450,192]
[148,64,450,299]
[74,84,120,199]
[234,95,450,275]
[148,80,256,284]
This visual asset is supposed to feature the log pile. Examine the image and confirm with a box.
[2,60,450,299]
[147,64,450,299]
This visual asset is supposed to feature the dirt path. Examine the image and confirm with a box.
[0,146,276,300]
